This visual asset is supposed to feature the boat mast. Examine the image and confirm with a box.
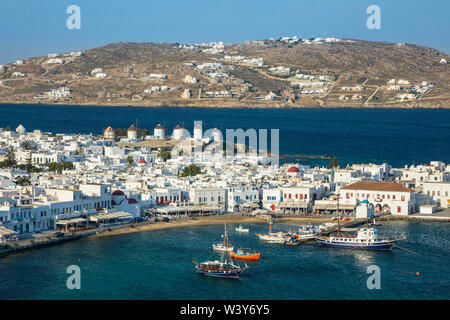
[224,223,228,266]
[337,194,340,236]
[269,216,272,234]
[366,198,369,228]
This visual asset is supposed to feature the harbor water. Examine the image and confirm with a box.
[0,221,448,299]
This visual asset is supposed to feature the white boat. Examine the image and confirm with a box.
[256,218,286,244]
[235,225,249,233]
[213,243,234,252]
[256,232,286,243]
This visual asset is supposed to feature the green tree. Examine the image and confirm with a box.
[328,156,339,169]
[25,153,32,172]
[5,146,17,168]
[159,149,171,162]
[14,176,31,186]
[20,141,34,150]
[126,155,134,166]
[179,164,201,177]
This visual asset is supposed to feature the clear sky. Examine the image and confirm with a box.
[1,0,449,64]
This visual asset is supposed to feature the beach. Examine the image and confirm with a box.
[91,214,335,238]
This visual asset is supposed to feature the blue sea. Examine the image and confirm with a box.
[0,104,449,167]
[0,221,448,300]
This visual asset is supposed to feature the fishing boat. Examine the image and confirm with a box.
[316,197,404,250]
[194,224,248,278]
[213,243,234,252]
[235,224,249,233]
[229,248,260,260]
[256,218,286,244]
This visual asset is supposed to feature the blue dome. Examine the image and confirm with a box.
[361,200,368,204]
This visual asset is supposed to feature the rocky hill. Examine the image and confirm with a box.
[0,38,449,108]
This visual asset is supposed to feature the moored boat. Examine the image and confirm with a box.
[229,248,260,260]
[317,197,404,251]
[195,224,248,279]
[317,227,401,250]
[213,243,234,252]
[235,224,249,233]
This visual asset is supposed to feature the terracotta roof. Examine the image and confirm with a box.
[342,181,414,192]
[287,166,300,173]
[104,126,114,132]
[128,125,137,131]
[155,124,165,129]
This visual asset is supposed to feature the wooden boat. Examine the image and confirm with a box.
[256,217,286,244]
[213,243,234,252]
[229,248,260,260]
[195,224,248,279]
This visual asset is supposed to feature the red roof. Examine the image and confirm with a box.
[287,166,300,173]
[342,181,414,192]
[138,159,147,164]
[128,198,138,204]
[112,190,125,196]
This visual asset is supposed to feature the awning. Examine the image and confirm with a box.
[279,201,309,208]
[313,203,355,211]
[89,212,132,222]
[56,218,88,225]
[242,202,259,208]
[252,209,269,215]
[0,226,18,237]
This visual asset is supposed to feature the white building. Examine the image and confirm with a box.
[340,181,416,215]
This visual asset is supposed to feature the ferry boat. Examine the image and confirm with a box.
[229,248,260,260]
[194,224,248,279]
[317,227,400,250]
[316,197,404,250]
[235,224,249,233]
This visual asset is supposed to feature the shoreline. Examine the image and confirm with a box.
[1,101,448,110]
[89,215,335,238]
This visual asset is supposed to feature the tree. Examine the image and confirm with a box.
[179,164,201,177]
[48,161,73,174]
[20,141,34,150]
[14,176,31,186]
[126,155,134,166]
[159,149,171,162]
[25,153,32,172]
[5,146,17,168]
[328,156,339,169]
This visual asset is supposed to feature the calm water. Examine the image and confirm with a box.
[0,221,448,300]
[0,104,450,167]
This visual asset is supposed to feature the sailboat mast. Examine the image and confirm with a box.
[366,199,369,228]
[224,223,228,265]
[337,194,340,236]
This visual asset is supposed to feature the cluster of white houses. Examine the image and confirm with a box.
[0,124,449,239]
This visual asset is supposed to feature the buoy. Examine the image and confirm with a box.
[416,272,420,276]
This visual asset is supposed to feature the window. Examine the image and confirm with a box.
[397,206,401,213]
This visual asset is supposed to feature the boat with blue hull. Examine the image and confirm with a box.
[316,197,405,251]
[317,228,398,250]
[194,223,248,279]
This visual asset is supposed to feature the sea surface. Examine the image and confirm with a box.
[0,104,450,167]
[0,221,449,300]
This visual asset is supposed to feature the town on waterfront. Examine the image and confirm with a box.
[0,121,449,250]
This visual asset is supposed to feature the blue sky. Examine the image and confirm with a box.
[1,0,449,64]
